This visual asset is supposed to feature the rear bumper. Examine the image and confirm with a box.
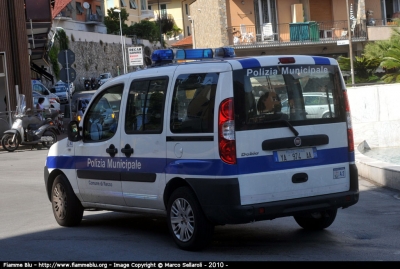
[187,164,359,225]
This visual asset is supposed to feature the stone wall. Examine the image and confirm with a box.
[51,29,156,91]
[190,0,229,48]
[347,83,400,148]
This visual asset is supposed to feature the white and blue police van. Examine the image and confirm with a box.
[44,48,359,250]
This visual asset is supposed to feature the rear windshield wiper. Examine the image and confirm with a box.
[271,119,299,137]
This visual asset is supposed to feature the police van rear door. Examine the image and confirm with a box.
[230,56,353,206]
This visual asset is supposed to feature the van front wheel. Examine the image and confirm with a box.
[51,175,83,227]
[167,187,214,251]
[294,209,337,230]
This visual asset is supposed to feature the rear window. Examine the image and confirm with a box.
[233,64,344,131]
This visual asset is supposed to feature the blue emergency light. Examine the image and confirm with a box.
[214,47,235,58]
[175,48,214,60]
[151,49,174,65]
[150,47,235,66]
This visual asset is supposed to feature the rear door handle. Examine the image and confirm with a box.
[106,144,118,157]
[121,144,134,157]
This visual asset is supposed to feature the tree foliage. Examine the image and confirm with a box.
[126,20,160,42]
[104,8,129,35]
[48,29,69,79]
[337,55,380,80]
[156,16,175,35]
[55,29,69,50]
[362,18,400,83]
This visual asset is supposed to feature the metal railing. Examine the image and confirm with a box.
[86,14,102,23]
[228,20,368,47]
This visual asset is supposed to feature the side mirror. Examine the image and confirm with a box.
[67,121,82,142]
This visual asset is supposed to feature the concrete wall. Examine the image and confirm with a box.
[347,83,400,148]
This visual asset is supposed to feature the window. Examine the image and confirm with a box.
[185,4,188,15]
[83,85,123,142]
[160,4,167,18]
[96,6,102,16]
[232,64,342,131]
[254,0,277,38]
[129,0,137,9]
[170,73,218,133]
[76,2,84,14]
[66,3,74,11]
[125,78,168,133]
[141,0,147,10]
[187,26,190,36]
[120,0,127,8]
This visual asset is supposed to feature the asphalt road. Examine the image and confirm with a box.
[0,147,400,262]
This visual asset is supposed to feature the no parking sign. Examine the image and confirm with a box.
[128,47,143,66]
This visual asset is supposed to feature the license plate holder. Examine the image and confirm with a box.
[274,147,317,162]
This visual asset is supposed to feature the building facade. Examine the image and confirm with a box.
[105,0,154,25]
[188,0,397,58]
[0,0,52,131]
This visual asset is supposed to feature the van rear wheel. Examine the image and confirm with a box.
[167,187,214,251]
[294,209,337,230]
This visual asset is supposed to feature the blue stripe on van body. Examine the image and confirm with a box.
[237,58,261,69]
[47,147,350,176]
[312,56,331,65]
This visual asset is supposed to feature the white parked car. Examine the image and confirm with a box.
[32,91,60,111]
[98,72,113,87]
[281,92,334,118]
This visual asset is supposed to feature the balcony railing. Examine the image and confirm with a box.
[86,14,102,23]
[141,10,155,20]
[228,20,368,47]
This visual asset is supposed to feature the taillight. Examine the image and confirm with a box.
[218,98,236,164]
[343,91,354,152]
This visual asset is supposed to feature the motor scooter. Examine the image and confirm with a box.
[84,78,91,90]
[1,96,60,152]
[90,77,97,90]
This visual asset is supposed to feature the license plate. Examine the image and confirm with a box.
[274,148,317,162]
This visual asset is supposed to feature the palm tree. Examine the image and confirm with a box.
[363,19,400,83]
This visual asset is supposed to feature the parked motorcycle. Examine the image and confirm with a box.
[90,77,97,90]
[84,79,91,91]
[1,95,60,152]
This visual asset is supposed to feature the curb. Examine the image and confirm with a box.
[355,141,400,191]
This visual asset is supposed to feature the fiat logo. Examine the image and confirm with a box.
[294,137,302,147]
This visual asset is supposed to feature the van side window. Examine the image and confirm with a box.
[82,84,123,142]
[125,78,167,133]
[33,84,44,95]
[170,73,218,133]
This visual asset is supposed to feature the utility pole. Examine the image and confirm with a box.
[346,0,355,85]
[158,0,163,48]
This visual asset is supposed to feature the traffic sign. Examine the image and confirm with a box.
[59,67,76,83]
[58,49,75,66]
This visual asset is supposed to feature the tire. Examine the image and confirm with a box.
[51,174,83,227]
[1,133,20,152]
[167,187,214,251]
[294,209,337,230]
[42,130,57,149]
[322,112,334,118]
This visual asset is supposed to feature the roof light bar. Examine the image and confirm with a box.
[215,47,236,58]
[151,49,174,65]
[175,48,214,60]
[150,47,236,66]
